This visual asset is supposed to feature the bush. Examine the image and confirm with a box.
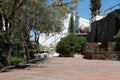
[75,36,87,53]
[115,30,120,51]
[11,55,24,66]
[56,34,86,57]
[0,63,3,68]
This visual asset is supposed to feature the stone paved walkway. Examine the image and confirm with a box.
[0,55,120,80]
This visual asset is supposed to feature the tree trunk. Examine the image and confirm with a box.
[22,36,30,62]
[36,33,40,44]
[4,42,12,66]
[4,16,9,31]
[24,44,30,62]
[0,14,2,31]
[5,45,12,66]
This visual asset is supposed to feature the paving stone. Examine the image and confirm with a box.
[0,55,120,80]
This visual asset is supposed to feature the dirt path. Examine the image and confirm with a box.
[0,55,120,80]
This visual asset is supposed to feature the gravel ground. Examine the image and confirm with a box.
[0,55,120,80]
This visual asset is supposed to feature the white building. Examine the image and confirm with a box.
[39,14,90,47]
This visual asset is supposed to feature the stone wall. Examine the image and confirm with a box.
[83,42,116,51]
[84,9,120,60]
[82,42,120,60]
[88,9,120,42]
[84,51,120,60]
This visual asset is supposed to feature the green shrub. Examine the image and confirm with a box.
[11,55,24,66]
[75,36,86,53]
[56,34,86,57]
[115,30,120,51]
[0,62,3,68]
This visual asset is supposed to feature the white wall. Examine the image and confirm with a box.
[39,14,90,47]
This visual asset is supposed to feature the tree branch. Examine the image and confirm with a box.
[8,1,24,20]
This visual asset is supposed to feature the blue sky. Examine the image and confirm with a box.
[77,0,120,19]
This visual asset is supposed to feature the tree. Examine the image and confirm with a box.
[56,34,86,57]
[12,0,63,61]
[89,0,101,17]
[69,13,75,33]
[0,0,80,67]
[0,0,26,66]
[52,0,80,17]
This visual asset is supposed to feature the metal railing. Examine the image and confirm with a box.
[103,3,120,15]
[90,3,120,22]
[92,3,120,17]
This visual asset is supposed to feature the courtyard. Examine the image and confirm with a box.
[0,55,120,80]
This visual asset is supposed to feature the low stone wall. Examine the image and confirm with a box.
[108,42,116,51]
[83,42,116,51]
[82,42,120,60]
[84,51,120,60]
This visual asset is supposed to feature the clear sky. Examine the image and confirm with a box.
[77,0,120,19]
